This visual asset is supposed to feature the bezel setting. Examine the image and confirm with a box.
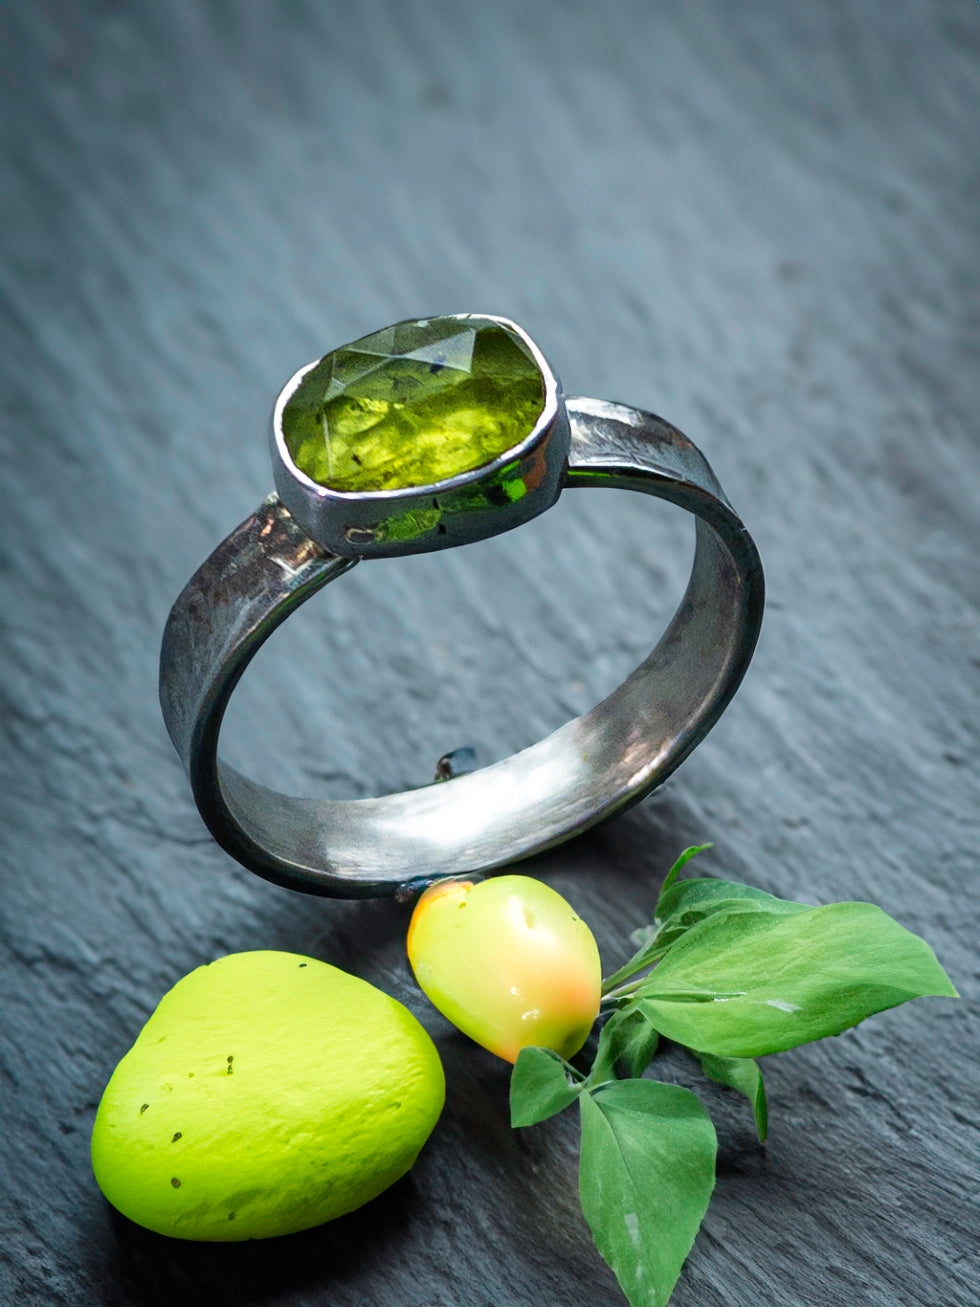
[271,313,569,559]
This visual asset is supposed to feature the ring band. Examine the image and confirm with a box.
[159,315,764,897]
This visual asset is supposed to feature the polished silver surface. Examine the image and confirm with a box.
[271,314,568,558]
[160,396,764,897]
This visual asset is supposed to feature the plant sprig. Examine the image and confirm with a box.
[509,846,957,1307]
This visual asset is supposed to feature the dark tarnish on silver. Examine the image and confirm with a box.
[160,389,764,898]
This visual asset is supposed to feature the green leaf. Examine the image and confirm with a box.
[602,847,713,995]
[656,844,713,902]
[611,1006,662,1080]
[579,1079,717,1307]
[654,877,809,953]
[634,902,958,1057]
[697,1052,768,1142]
[510,1046,585,1127]
[588,1015,623,1086]
[590,1007,661,1083]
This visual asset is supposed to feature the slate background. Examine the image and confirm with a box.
[2,2,977,1305]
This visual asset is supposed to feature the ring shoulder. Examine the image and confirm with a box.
[564,395,728,506]
[158,494,354,770]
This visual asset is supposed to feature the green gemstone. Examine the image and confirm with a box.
[281,316,545,492]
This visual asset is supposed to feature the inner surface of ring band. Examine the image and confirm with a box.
[218,511,743,890]
[161,396,763,896]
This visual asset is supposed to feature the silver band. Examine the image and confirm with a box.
[159,396,763,897]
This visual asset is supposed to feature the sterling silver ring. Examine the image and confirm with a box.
[159,314,764,897]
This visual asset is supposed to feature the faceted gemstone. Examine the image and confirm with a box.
[281,316,545,492]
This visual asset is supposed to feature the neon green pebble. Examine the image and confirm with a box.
[90,951,445,1241]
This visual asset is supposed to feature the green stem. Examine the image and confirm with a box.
[600,978,647,1005]
[600,941,670,996]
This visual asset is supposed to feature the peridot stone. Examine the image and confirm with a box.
[281,316,545,492]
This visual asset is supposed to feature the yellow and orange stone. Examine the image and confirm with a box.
[407,875,602,1063]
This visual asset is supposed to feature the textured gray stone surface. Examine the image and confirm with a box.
[1,2,977,1304]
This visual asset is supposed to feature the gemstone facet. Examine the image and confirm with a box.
[281,316,546,493]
